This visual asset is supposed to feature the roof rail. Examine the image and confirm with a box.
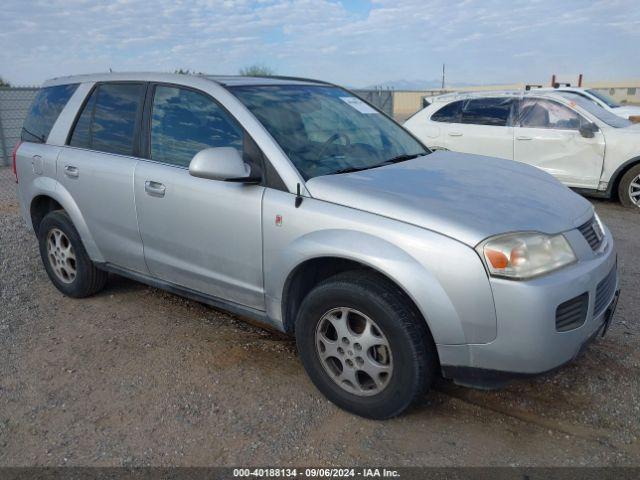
[241,74,333,86]
[525,84,543,91]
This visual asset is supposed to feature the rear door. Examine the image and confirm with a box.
[133,84,265,309]
[58,82,148,273]
[430,98,514,160]
[455,97,514,160]
[513,98,605,188]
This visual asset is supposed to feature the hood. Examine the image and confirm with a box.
[305,151,593,247]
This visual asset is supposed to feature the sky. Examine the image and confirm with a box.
[1,0,639,88]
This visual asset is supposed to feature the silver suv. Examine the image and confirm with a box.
[14,73,619,418]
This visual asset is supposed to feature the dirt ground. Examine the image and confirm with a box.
[0,168,638,467]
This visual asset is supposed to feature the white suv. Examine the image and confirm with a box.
[538,87,640,120]
[404,90,640,208]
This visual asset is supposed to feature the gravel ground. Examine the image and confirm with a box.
[0,167,639,467]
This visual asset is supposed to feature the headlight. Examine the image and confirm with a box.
[477,232,576,279]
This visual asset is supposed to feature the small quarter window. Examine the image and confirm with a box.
[21,84,78,143]
[150,86,243,168]
[431,101,462,123]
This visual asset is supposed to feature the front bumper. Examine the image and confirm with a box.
[439,225,619,387]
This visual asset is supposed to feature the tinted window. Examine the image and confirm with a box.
[461,98,513,126]
[150,86,244,168]
[431,101,461,123]
[21,84,78,143]
[519,99,583,130]
[69,83,144,156]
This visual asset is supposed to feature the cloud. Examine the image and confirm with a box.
[0,0,639,86]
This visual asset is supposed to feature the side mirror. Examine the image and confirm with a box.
[189,147,261,183]
[579,123,599,138]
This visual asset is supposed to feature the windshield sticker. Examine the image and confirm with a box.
[340,97,379,114]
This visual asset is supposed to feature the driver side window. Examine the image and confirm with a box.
[150,86,243,167]
[518,99,584,130]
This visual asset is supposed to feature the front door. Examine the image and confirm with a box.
[134,85,265,309]
[514,98,605,189]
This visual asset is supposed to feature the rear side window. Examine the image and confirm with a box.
[431,101,461,123]
[21,84,78,143]
[461,98,513,126]
[69,83,145,156]
[150,85,243,167]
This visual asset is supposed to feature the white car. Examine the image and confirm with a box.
[537,87,640,120]
[404,90,640,208]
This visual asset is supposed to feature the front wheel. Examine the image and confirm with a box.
[618,164,640,209]
[295,271,438,419]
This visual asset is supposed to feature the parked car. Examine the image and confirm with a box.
[536,86,640,120]
[14,73,619,418]
[404,90,640,208]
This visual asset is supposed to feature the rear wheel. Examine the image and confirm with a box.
[618,164,640,209]
[38,210,108,297]
[295,271,438,419]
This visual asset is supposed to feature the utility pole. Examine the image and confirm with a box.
[441,64,445,89]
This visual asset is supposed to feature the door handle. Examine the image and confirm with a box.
[448,132,463,137]
[64,165,79,178]
[145,180,166,197]
[516,136,533,141]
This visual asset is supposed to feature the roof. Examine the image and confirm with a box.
[427,89,571,103]
[42,71,328,88]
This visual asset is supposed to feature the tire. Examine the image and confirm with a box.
[618,164,640,209]
[37,210,108,298]
[295,271,438,419]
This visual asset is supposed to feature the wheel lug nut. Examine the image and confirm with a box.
[346,359,354,367]
[356,357,364,366]
[342,337,349,345]
[337,347,344,355]
[354,343,362,351]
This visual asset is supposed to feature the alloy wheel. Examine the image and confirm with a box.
[46,228,77,284]
[629,173,640,207]
[315,307,393,396]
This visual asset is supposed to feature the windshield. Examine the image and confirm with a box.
[585,89,621,108]
[230,85,428,179]
[557,92,632,128]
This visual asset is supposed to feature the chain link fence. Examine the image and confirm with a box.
[0,87,38,167]
[353,89,394,118]
[0,88,36,207]
[0,166,17,205]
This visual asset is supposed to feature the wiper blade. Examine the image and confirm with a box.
[332,165,375,174]
[331,153,425,175]
[384,153,423,164]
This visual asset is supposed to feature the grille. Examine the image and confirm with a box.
[594,265,618,317]
[578,217,605,251]
[556,292,589,332]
